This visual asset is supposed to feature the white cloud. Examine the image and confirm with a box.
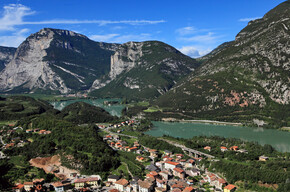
[90,33,152,43]
[0,28,29,47]
[179,46,212,58]
[176,26,197,36]
[22,19,166,26]
[0,4,165,32]
[239,17,261,22]
[90,34,120,42]
[179,32,221,44]
[0,4,35,31]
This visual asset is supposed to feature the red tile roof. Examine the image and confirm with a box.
[13,184,24,189]
[173,167,185,173]
[183,186,194,192]
[115,179,128,186]
[165,161,180,166]
[218,178,227,184]
[75,177,99,183]
[24,182,33,185]
[109,189,119,192]
[224,184,236,190]
[150,171,158,176]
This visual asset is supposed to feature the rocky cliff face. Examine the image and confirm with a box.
[90,41,199,99]
[0,28,118,93]
[0,46,16,71]
[155,1,290,127]
[0,29,69,93]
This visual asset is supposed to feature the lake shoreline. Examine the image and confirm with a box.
[161,118,243,126]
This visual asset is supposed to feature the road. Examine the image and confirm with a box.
[104,127,137,139]
[158,138,215,159]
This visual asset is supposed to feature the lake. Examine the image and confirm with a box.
[146,121,290,152]
[50,99,290,152]
[50,98,125,117]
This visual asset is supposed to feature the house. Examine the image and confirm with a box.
[204,146,211,151]
[23,182,34,191]
[173,167,186,179]
[136,156,146,162]
[164,150,172,156]
[5,143,15,149]
[109,189,120,192]
[134,141,140,147]
[129,147,138,152]
[156,179,167,190]
[164,161,182,170]
[237,149,248,154]
[178,159,187,166]
[175,154,184,159]
[259,156,269,161]
[33,178,44,185]
[186,168,200,177]
[130,180,139,192]
[224,184,236,192]
[183,186,195,192]
[220,146,228,152]
[162,155,170,161]
[159,171,170,180]
[12,184,24,192]
[146,164,160,172]
[115,179,129,191]
[52,181,71,192]
[149,149,158,157]
[215,178,227,190]
[229,146,239,151]
[146,171,159,180]
[74,177,99,189]
[125,184,132,192]
[155,187,166,192]
[138,180,154,192]
[26,129,33,133]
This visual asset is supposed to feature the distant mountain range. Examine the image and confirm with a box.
[0,28,198,98]
[0,1,289,127]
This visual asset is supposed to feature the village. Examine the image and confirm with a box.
[1,120,271,192]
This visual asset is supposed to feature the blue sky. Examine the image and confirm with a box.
[0,0,285,57]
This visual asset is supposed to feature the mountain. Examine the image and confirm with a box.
[0,28,119,94]
[90,41,199,100]
[0,46,16,71]
[154,1,290,127]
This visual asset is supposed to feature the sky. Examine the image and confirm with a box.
[0,0,286,58]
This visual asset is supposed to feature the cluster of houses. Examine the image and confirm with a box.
[103,132,237,192]
[104,153,237,192]
[25,129,51,135]
[97,120,139,131]
[203,145,248,154]
[13,176,101,192]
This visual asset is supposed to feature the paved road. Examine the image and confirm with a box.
[158,138,215,159]
[104,127,137,139]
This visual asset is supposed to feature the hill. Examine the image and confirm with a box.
[0,96,55,121]
[153,1,290,128]
[58,101,117,124]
